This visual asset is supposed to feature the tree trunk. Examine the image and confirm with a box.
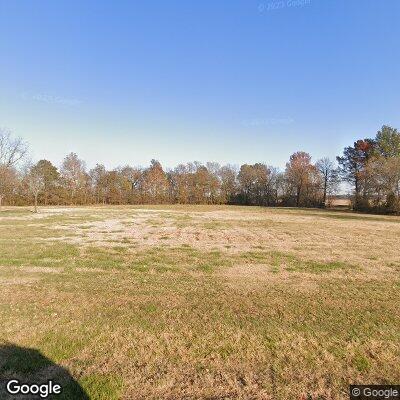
[34,193,38,213]
[296,187,301,207]
[0,194,2,211]
[354,176,360,210]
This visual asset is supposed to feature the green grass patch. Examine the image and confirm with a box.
[240,250,354,274]
[80,374,123,400]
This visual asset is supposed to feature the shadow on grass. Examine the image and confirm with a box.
[0,343,89,399]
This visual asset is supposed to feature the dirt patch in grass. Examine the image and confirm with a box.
[32,207,399,272]
[219,263,320,292]
[16,266,62,274]
[0,277,39,285]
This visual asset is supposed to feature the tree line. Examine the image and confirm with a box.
[0,125,399,214]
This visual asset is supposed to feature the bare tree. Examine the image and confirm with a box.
[0,129,28,167]
[0,165,18,209]
[89,164,107,204]
[25,165,45,213]
[218,165,237,204]
[0,129,27,209]
[60,153,86,204]
[316,157,339,206]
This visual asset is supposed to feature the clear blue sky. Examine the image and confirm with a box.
[1,0,399,170]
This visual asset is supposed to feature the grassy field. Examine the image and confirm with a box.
[0,205,399,399]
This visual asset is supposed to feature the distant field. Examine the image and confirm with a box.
[0,205,399,399]
[328,198,352,208]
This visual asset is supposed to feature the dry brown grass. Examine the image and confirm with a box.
[0,205,399,399]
